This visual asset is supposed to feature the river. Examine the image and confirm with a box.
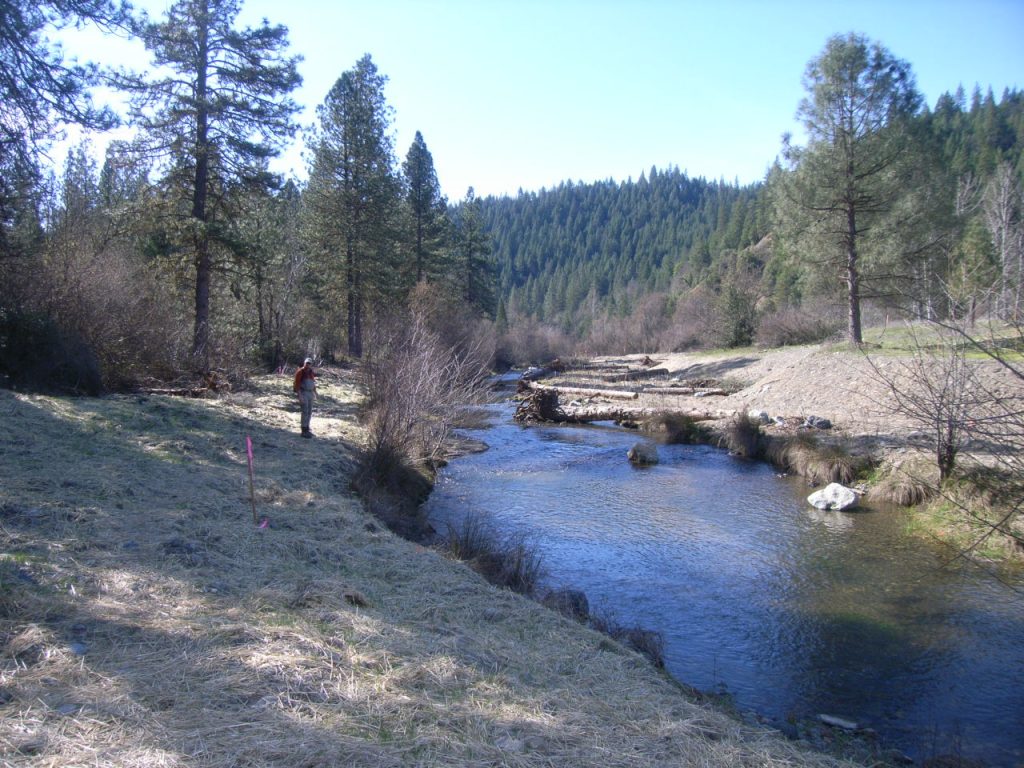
[423,399,1024,767]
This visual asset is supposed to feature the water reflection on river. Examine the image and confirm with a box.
[424,401,1024,766]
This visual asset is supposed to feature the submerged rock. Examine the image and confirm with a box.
[807,483,859,511]
[627,442,659,465]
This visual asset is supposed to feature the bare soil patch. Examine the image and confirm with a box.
[556,342,1022,462]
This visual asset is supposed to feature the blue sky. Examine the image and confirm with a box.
[60,0,1023,199]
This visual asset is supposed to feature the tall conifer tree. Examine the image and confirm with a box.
[402,131,449,285]
[124,0,301,369]
[305,54,402,358]
[452,187,496,318]
[774,33,923,343]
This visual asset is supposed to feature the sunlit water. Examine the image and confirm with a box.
[424,400,1024,766]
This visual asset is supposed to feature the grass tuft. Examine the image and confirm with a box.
[721,414,764,459]
[645,412,712,444]
[589,609,666,669]
[766,432,864,485]
[444,513,546,597]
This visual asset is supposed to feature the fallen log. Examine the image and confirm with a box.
[641,386,727,396]
[560,404,722,424]
[526,381,639,400]
[138,386,212,398]
[606,367,670,382]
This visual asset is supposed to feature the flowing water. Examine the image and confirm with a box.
[424,400,1024,766]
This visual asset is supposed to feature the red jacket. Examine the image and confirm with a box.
[293,366,315,393]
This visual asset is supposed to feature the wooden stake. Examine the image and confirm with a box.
[246,435,258,525]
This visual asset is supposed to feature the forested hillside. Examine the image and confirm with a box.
[2,8,1023,385]
[481,80,1024,359]
[482,170,766,324]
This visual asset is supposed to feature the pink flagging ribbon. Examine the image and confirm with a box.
[246,435,254,466]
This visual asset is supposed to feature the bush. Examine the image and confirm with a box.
[361,308,491,475]
[496,317,574,367]
[0,307,102,394]
[756,304,844,348]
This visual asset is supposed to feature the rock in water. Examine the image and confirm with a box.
[627,442,659,465]
[818,713,859,730]
[807,482,859,511]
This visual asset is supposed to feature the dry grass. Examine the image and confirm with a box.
[869,455,940,507]
[765,432,865,486]
[1,373,868,767]
[719,414,765,459]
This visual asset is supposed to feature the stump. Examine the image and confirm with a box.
[514,388,563,423]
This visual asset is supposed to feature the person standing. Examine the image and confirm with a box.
[293,358,317,438]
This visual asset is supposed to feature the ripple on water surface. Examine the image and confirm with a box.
[426,403,1024,767]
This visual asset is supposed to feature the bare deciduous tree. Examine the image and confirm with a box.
[868,315,1024,565]
[983,163,1024,322]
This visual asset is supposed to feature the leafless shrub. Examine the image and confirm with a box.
[868,316,1024,561]
[661,285,717,351]
[408,281,497,369]
[497,316,574,366]
[865,324,975,482]
[581,292,671,356]
[361,306,492,478]
[756,303,844,347]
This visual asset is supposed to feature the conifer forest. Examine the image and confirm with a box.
[2,2,1022,390]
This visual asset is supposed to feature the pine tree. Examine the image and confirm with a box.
[402,131,450,285]
[774,33,923,343]
[123,0,301,369]
[304,54,403,358]
[452,187,496,318]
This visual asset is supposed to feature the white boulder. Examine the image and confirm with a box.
[807,482,859,511]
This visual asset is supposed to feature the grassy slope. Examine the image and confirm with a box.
[0,373,863,767]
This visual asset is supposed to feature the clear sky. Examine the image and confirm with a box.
[58,0,1023,200]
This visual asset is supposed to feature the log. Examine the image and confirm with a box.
[138,386,211,398]
[641,386,727,396]
[515,385,728,425]
[560,405,722,424]
[527,381,639,400]
[606,367,670,382]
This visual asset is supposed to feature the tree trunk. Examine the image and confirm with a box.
[526,381,639,400]
[191,7,211,371]
[846,202,863,345]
